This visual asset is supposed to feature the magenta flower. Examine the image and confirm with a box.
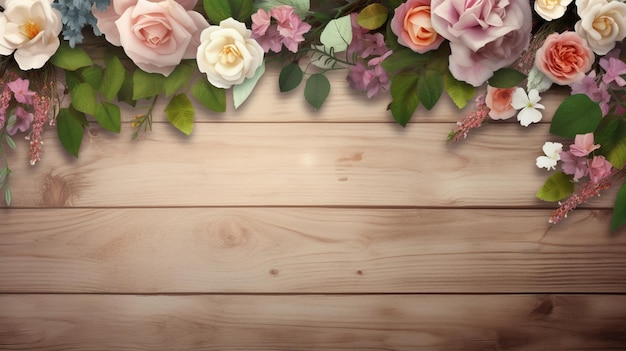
[7,78,36,105]
[7,106,34,136]
[560,150,589,181]
[600,57,626,87]
[251,6,311,53]
[589,155,614,184]
[569,133,600,157]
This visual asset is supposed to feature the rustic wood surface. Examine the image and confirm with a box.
[1,70,625,350]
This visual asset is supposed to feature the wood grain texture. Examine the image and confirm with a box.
[1,294,625,351]
[3,123,616,208]
[1,208,624,293]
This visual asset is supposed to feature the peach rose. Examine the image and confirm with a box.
[534,31,594,85]
[485,86,517,120]
[92,0,209,76]
[390,0,444,54]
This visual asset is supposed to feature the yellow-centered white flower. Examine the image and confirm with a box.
[0,0,62,70]
[536,142,564,170]
[535,0,574,20]
[511,88,545,127]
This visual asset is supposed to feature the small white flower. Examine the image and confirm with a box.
[511,88,545,127]
[536,142,564,170]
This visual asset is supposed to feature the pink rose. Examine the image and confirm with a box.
[390,0,444,54]
[92,0,209,76]
[535,31,594,85]
[485,86,516,120]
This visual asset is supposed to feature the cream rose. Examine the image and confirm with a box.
[196,18,265,89]
[574,0,626,55]
[92,0,209,76]
[0,0,62,70]
[535,0,574,20]
[390,0,444,54]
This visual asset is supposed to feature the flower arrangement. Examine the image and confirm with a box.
[0,0,625,230]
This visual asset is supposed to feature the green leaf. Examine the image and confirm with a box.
[320,15,353,53]
[255,0,310,17]
[233,63,265,109]
[165,94,195,135]
[70,83,97,115]
[133,69,165,100]
[94,102,121,133]
[444,71,475,109]
[80,66,103,90]
[357,3,388,30]
[381,48,429,75]
[389,73,419,126]
[0,167,8,185]
[596,115,626,168]
[417,70,443,110]
[50,42,93,71]
[100,55,126,102]
[4,187,10,206]
[4,135,16,150]
[164,62,195,97]
[203,0,254,23]
[611,181,626,231]
[488,68,527,88]
[56,108,85,157]
[304,73,330,110]
[550,94,603,138]
[279,63,303,92]
[64,70,83,92]
[117,72,136,106]
[191,80,226,113]
[536,171,575,202]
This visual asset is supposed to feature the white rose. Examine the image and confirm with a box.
[575,0,626,55]
[535,0,574,20]
[0,0,62,70]
[196,18,264,89]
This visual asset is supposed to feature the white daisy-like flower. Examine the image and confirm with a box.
[511,88,545,127]
[536,142,564,170]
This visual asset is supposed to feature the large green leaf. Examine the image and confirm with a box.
[204,0,254,23]
[357,3,388,30]
[381,48,429,75]
[389,73,419,127]
[233,63,265,109]
[612,181,626,231]
[304,73,330,110]
[56,108,85,157]
[417,70,443,110]
[80,66,103,90]
[488,68,526,88]
[536,171,574,202]
[100,56,126,102]
[94,102,121,133]
[165,94,195,135]
[164,62,195,97]
[70,82,97,115]
[595,115,626,168]
[133,69,165,100]
[191,80,226,113]
[320,15,353,53]
[279,63,303,92]
[50,42,93,71]
[550,94,603,138]
[444,71,475,109]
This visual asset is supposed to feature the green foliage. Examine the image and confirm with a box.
[536,171,574,202]
[550,94,603,138]
[417,70,443,110]
[164,63,195,97]
[381,48,429,75]
[100,56,125,102]
[488,68,526,88]
[203,0,254,23]
[57,108,86,157]
[50,42,93,71]
[192,80,227,113]
[304,73,330,110]
[94,103,121,133]
[612,182,626,231]
[389,73,419,127]
[357,3,388,30]
[444,71,475,109]
[165,94,195,135]
[70,82,97,115]
[80,66,103,90]
[233,63,266,109]
[133,69,165,100]
[320,15,353,53]
[255,0,310,17]
[279,63,303,92]
[4,135,16,150]
[595,115,626,168]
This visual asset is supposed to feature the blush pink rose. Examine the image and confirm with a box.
[390,0,444,54]
[92,0,209,76]
[535,31,594,85]
[485,86,517,120]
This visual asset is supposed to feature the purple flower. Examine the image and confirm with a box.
[251,6,311,53]
[7,106,34,136]
[600,57,626,87]
[560,150,589,182]
[570,71,611,116]
[7,78,36,105]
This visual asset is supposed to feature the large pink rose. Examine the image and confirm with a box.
[390,0,444,54]
[535,31,594,85]
[92,0,209,76]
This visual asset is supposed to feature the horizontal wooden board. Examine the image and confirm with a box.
[1,208,624,293]
[3,123,616,208]
[1,294,625,350]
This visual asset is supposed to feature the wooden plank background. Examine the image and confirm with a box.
[1,69,625,350]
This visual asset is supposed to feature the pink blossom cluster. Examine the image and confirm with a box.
[559,133,613,183]
[346,14,393,98]
[1,78,36,136]
[251,6,311,53]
